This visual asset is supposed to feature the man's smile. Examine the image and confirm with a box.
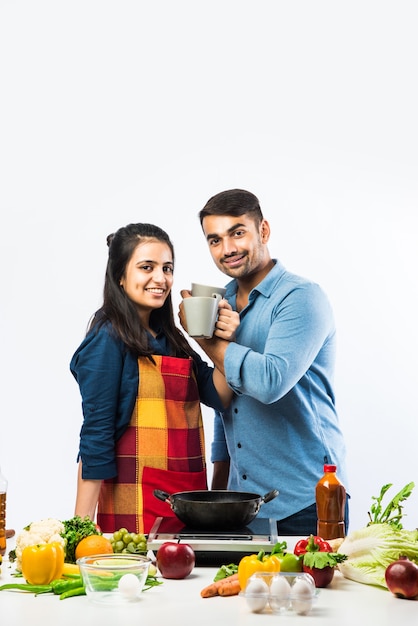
[222,252,247,268]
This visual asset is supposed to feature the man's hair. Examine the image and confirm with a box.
[199,189,264,226]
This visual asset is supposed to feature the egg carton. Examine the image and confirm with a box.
[240,571,319,615]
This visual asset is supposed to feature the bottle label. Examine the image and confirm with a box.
[0,491,6,556]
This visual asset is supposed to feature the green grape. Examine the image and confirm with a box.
[132,533,145,544]
[114,540,125,552]
[126,542,138,553]
[111,527,148,554]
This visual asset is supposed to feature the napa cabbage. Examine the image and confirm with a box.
[338,481,418,588]
[338,523,418,588]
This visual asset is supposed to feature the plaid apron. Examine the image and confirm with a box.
[97,355,207,533]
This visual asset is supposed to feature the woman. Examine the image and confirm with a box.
[70,223,234,533]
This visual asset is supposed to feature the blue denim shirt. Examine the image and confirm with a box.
[70,323,222,480]
[211,260,349,521]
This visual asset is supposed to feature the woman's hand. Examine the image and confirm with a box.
[178,289,192,332]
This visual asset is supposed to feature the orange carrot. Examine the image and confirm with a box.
[200,573,240,598]
[217,576,241,597]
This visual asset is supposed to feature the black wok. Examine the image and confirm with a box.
[153,488,279,531]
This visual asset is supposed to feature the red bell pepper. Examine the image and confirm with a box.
[294,535,332,556]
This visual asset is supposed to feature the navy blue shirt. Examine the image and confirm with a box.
[70,323,222,480]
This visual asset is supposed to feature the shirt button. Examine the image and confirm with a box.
[242,474,247,480]
[234,407,238,413]
[237,442,242,448]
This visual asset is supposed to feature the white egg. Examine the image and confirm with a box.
[269,575,291,612]
[244,578,269,613]
[290,577,314,615]
[118,573,141,599]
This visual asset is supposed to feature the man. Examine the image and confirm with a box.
[181,189,349,535]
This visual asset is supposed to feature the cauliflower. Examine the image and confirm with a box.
[14,518,65,571]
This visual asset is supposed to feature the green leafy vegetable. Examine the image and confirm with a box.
[338,523,418,588]
[368,481,415,528]
[61,516,101,564]
[8,549,16,563]
[213,563,238,581]
[338,481,418,588]
[271,541,288,555]
[303,551,347,569]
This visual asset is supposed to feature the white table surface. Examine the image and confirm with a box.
[1,536,417,625]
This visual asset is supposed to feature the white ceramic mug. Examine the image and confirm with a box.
[182,293,222,338]
[191,282,226,298]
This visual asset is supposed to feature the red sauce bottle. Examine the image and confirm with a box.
[0,466,7,557]
[315,464,346,540]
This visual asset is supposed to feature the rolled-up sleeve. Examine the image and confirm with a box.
[224,283,334,404]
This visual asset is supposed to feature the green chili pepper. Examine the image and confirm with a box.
[50,577,84,595]
[0,583,53,594]
[59,586,86,600]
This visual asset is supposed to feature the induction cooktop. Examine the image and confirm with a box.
[147,516,278,567]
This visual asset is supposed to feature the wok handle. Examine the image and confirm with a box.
[262,489,279,504]
[153,489,171,503]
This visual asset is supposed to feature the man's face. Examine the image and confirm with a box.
[201,214,270,279]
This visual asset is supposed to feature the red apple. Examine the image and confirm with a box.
[156,541,195,579]
[385,556,418,599]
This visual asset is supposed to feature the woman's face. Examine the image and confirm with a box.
[120,239,174,313]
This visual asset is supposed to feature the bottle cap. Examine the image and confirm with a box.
[324,464,337,472]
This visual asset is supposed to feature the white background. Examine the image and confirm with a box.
[1,1,417,536]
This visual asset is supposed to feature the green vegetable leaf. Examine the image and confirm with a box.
[271,541,288,555]
[368,482,415,529]
[8,549,16,563]
[303,551,347,569]
[142,575,163,591]
[213,563,238,581]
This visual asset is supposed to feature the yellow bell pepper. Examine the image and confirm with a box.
[21,541,65,585]
[238,550,281,590]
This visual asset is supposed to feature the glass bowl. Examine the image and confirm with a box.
[77,553,152,604]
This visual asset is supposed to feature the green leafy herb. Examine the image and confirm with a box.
[368,481,415,529]
[142,574,163,591]
[213,563,238,582]
[8,549,16,563]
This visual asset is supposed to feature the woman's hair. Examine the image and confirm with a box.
[89,222,195,359]
[199,189,264,226]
